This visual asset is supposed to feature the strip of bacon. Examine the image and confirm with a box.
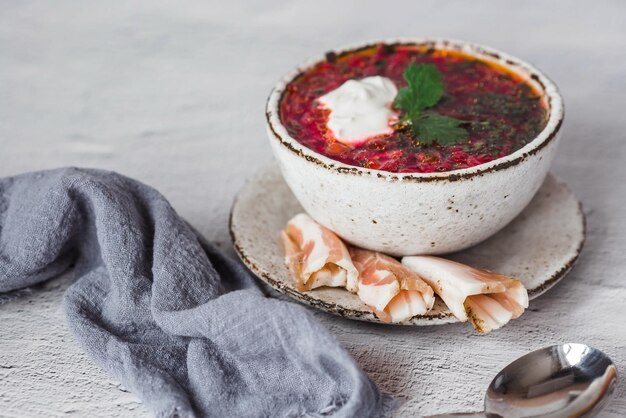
[401,256,529,333]
[281,213,359,292]
[350,248,435,323]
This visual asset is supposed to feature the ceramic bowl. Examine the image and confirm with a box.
[265,39,564,256]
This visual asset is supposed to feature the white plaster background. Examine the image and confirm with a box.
[0,1,625,416]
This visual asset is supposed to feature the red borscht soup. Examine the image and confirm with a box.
[278,43,549,173]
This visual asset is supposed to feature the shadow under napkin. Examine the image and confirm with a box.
[0,167,388,418]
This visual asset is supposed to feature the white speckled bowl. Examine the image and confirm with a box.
[266,39,564,256]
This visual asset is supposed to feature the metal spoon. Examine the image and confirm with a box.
[427,343,617,418]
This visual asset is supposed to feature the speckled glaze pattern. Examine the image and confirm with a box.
[266,39,564,255]
[230,164,585,326]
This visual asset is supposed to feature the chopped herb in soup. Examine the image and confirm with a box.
[278,44,549,173]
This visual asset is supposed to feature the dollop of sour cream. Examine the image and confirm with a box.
[317,76,398,145]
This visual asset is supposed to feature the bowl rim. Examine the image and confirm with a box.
[266,38,564,182]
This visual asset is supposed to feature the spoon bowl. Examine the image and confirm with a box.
[428,343,617,418]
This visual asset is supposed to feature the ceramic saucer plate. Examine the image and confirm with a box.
[230,164,585,325]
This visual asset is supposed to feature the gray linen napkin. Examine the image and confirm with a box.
[0,167,389,418]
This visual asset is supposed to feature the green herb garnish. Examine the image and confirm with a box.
[393,63,468,145]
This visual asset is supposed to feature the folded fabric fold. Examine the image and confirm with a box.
[0,168,389,418]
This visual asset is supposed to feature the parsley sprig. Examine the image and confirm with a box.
[393,63,468,145]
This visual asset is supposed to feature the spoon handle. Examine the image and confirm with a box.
[424,413,488,418]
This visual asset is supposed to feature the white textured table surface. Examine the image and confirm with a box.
[1,1,625,417]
